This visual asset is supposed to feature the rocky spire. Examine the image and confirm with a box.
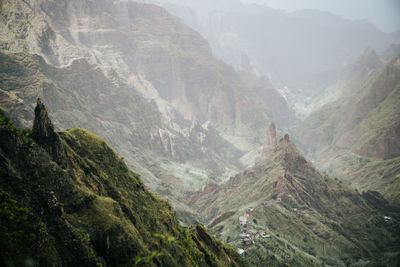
[262,122,277,158]
[32,98,57,142]
[31,98,64,161]
[267,122,277,150]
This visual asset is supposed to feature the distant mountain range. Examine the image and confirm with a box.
[144,0,400,96]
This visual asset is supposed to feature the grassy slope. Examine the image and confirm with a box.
[0,112,243,266]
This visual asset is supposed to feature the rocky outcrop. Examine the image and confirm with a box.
[267,122,277,149]
[189,121,221,150]
[262,122,277,157]
[280,134,290,144]
[31,98,65,161]
[189,121,209,147]
[32,99,57,142]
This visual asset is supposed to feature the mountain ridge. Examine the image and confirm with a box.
[189,133,400,266]
[0,100,244,266]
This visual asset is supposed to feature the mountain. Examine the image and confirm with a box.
[307,47,383,111]
[296,50,400,205]
[0,0,297,220]
[0,50,246,223]
[0,100,243,266]
[189,134,400,266]
[0,0,292,135]
[143,0,400,95]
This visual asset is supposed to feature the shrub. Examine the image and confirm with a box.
[0,191,54,265]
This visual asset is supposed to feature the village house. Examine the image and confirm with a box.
[384,216,392,222]
[239,213,249,226]
[237,248,246,257]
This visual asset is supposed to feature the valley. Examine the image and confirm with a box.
[0,0,399,266]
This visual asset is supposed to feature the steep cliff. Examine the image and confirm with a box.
[0,0,278,138]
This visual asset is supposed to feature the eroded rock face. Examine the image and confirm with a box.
[189,121,220,149]
[0,0,273,134]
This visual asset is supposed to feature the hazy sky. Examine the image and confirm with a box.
[241,0,400,33]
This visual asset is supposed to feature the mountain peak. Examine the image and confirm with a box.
[273,133,314,175]
[262,122,277,157]
[279,133,290,145]
[354,46,383,70]
[267,122,277,149]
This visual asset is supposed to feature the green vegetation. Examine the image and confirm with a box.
[0,113,34,145]
[0,106,243,266]
[0,191,55,266]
